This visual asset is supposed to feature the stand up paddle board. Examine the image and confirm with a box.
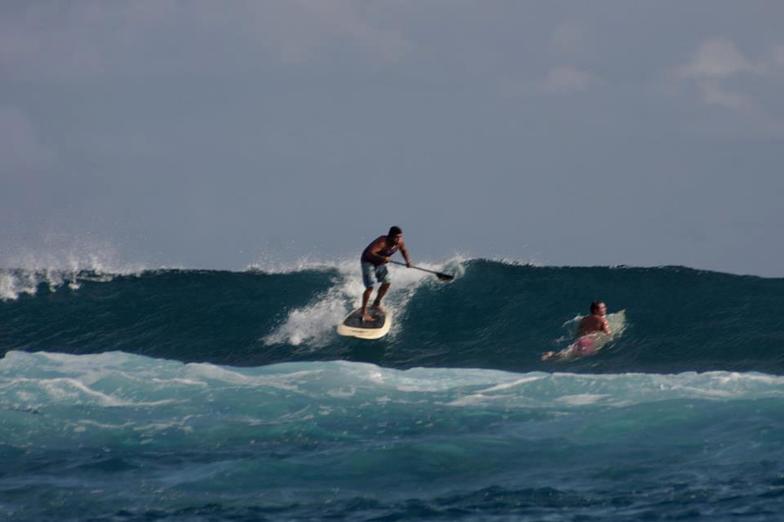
[337,308,392,340]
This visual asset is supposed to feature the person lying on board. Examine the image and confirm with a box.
[360,226,411,323]
[577,300,612,337]
[542,301,612,361]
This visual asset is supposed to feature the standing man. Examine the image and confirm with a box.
[360,226,411,322]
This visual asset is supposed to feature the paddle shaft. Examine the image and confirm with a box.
[388,260,454,281]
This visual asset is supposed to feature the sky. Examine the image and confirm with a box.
[1,1,783,276]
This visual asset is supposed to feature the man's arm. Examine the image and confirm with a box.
[601,318,612,335]
[399,241,412,267]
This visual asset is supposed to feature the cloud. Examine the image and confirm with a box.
[0,106,54,172]
[674,38,784,112]
[551,21,585,55]
[677,38,761,79]
[772,45,784,68]
[255,1,412,64]
[671,38,784,137]
[542,65,596,93]
[698,83,752,111]
[0,1,412,81]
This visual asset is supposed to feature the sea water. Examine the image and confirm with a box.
[1,260,783,520]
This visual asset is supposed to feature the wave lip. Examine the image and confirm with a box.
[0,243,148,301]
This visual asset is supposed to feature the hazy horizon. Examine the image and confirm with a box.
[2,1,783,276]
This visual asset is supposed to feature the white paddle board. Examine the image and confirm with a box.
[337,308,392,340]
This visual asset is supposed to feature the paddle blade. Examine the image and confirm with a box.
[435,272,454,281]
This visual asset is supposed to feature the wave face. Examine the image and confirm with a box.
[1,260,783,373]
[2,351,783,521]
[0,260,784,374]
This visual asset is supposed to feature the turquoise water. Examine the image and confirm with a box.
[1,260,783,520]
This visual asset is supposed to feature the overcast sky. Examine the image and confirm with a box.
[2,1,783,276]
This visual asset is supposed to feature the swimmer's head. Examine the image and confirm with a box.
[590,301,607,315]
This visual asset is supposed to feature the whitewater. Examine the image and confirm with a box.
[1,259,783,520]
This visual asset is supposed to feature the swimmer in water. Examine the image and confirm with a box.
[577,301,612,337]
[542,301,612,361]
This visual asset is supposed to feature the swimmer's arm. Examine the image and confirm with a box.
[576,317,590,336]
[602,318,612,335]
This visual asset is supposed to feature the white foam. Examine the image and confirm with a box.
[8,376,177,407]
[327,386,357,398]
[184,362,322,391]
[0,243,146,301]
[3,352,784,424]
[485,255,544,267]
[245,256,341,275]
[0,270,39,300]
[475,376,544,394]
[556,394,609,405]
[74,420,134,430]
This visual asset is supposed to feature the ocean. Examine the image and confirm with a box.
[1,259,783,520]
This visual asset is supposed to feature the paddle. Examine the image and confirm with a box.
[389,260,454,281]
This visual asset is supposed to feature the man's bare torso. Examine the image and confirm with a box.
[362,236,405,266]
[578,314,610,336]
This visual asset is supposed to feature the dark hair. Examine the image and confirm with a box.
[388,226,402,236]
[590,301,604,313]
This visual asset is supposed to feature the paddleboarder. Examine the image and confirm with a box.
[360,226,411,323]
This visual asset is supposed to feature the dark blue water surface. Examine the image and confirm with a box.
[1,260,783,520]
[1,260,783,373]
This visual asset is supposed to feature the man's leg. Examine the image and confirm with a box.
[361,286,374,322]
[371,264,391,310]
[372,282,390,309]
[360,262,376,322]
